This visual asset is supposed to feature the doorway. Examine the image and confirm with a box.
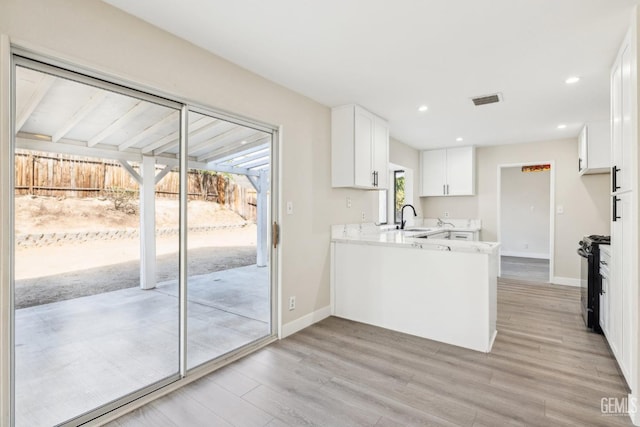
[8,56,278,426]
[498,162,554,283]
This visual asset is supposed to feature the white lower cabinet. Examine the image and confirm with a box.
[331,241,497,352]
[609,192,632,383]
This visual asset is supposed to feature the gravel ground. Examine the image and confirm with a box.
[15,246,256,309]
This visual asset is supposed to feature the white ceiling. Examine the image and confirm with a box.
[104,0,637,150]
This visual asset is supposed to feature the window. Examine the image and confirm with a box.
[394,170,406,224]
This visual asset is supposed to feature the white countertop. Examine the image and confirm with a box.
[331,223,499,254]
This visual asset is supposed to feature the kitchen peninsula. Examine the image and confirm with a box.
[330,223,499,353]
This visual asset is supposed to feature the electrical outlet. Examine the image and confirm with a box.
[347,197,352,208]
[288,296,296,311]
[444,211,450,218]
[361,211,366,221]
[524,243,529,249]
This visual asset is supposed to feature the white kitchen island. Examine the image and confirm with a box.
[331,224,499,353]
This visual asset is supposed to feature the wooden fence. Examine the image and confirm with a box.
[14,150,257,222]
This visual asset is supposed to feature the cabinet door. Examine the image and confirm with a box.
[612,41,632,193]
[611,60,622,191]
[373,117,389,190]
[353,107,374,188]
[420,150,447,196]
[446,147,475,196]
[613,192,632,378]
[619,43,633,192]
[578,126,588,173]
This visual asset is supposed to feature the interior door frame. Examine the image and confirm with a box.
[496,161,555,284]
[2,38,281,426]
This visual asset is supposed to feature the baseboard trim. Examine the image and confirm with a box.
[501,251,550,259]
[552,276,580,287]
[281,305,331,338]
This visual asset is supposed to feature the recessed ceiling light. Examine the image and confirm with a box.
[565,76,581,84]
[557,124,567,129]
[240,140,248,145]
[456,137,463,142]
[418,105,428,112]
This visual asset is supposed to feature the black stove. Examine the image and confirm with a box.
[582,235,610,245]
[578,235,610,332]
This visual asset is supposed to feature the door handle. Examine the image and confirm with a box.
[612,166,620,192]
[578,158,582,172]
[613,196,621,222]
[272,221,279,248]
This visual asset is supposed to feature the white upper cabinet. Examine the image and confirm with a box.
[420,149,447,196]
[578,122,610,175]
[420,146,475,196]
[332,104,389,190]
[611,36,633,194]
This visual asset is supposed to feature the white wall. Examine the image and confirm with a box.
[500,167,550,258]
[422,138,610,282]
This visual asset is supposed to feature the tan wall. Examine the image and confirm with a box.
[421,138,611,281]
[0,0,381,324]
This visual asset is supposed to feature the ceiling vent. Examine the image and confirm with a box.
[471,92,503,106]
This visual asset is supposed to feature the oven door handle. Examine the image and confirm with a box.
[577,248,590,258]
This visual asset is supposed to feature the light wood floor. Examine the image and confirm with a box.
[501,256,550,282]
[108,278,633,427]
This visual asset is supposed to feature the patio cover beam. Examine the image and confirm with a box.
[15,73,55,132]
[87,101,150,147]
[118,110,179,151]
[256,170,268,267]
[140,155,157,290]
[118,160,142,185]
[52,90,107,143]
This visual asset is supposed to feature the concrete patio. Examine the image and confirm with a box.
[14,264,270,427]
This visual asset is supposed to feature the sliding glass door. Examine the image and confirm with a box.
[184,110,272,370]
[10,56,276,426]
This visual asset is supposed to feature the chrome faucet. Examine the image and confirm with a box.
[400,204,417,230]
[437,217,454,228]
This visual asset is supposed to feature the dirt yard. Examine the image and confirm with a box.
[14,196,259,309]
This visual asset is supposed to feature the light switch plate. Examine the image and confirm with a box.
[286,201,293,215]
[556,205,564,215]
